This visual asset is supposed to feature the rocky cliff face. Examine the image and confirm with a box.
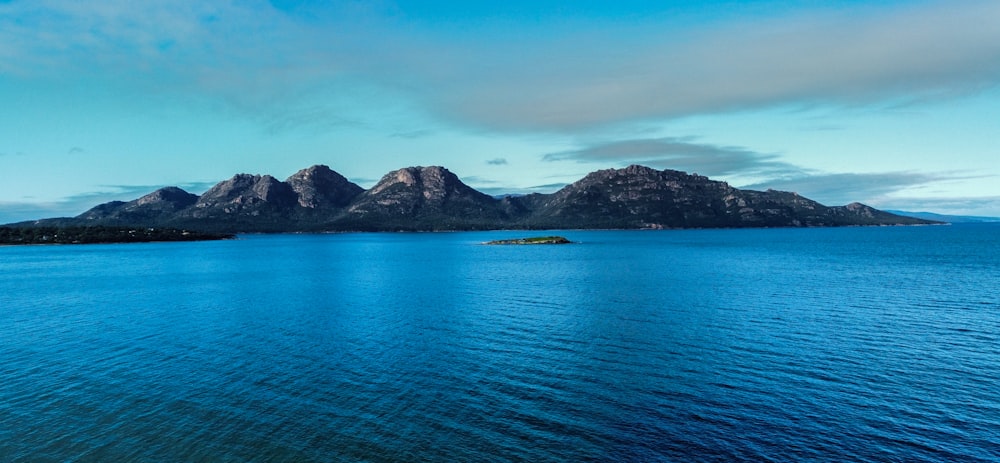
[285,165,363,210]
[341,166,509,230]
[62,164,937,232]
[527,165,743,228]
[188,174,297,218]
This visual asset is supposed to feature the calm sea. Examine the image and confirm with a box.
[1,225,998,462]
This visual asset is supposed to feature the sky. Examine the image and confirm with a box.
[2,0,999,223]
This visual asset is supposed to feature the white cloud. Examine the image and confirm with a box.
[876,195,1000,217]
[740,171,987,207]
[418,1,1000,130]
[3,0,999,133]
[0,181,219,224]
[543,137,803,178]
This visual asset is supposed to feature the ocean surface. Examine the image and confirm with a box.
[1,225,998,462]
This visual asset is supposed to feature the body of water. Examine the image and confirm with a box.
[1,225,998,462]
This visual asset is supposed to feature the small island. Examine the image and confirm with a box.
[483,236,572,245]
[0,226,235,245]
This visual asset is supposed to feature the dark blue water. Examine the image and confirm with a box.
[2,225,998,462]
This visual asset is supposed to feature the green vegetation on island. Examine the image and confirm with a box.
[0,226,234,245]
[484,236,572,245]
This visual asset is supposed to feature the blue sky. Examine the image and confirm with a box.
[2,0,999,222]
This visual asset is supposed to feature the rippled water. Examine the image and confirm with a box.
[2,225,998,462]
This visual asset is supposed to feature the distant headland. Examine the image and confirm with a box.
[0,226,234,245]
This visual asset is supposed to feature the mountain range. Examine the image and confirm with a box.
[13,164,938,232]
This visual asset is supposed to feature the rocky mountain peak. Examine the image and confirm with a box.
[285,165,362,209]
[190,173,296,219]
[345,165,501,225]
[369,166,452,195]
[363,166,472,202]
[416,166,461,201]
[368,167,414,195]
[841,202,878,218]
[76,186,198,222]
[198,174,261,203]
[251,175,292,202]
[557,164,731,199]
[196,174,293,205]
[134,187,198,207]
[623,164,662,177]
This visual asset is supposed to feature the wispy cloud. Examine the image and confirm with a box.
[486,158,508,165]
[0,193,126,224]
[260,106,365,135]
[0,181,220,224]
[472,184,568,197]
[740,171,987,207]
[458,175,567,196]
[874,195,1000,217]
[389,129,433,139]
[3,1,998,133]
[0,202,69,224]
[348,177,379,188]
[459,175,499,185]
[0,1,377,132]
[529,182,569,192]
[420,1,1000,131]
[544,137,803,178]
[94,182,217,197]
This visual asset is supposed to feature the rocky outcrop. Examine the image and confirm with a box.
[159,174,300,232]
[285,165,363,210]
[189,174,297,217]
[526,165,742,228]
[340,166,509,230]
[53,164,938,232]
